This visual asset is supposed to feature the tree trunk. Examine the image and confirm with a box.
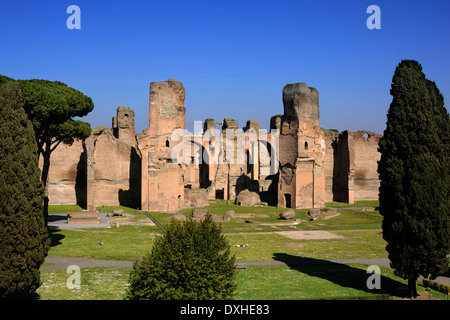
[408,277,418,298]
[41,143,51,227]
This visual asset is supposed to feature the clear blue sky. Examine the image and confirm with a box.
[1,0,449,134]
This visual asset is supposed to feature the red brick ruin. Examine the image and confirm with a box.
[40,79,381,211]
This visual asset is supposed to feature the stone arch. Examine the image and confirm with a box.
[189,140,211,189]
[258,138,279,176]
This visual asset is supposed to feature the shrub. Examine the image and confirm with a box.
[422,278,450,295]
[126,215,236,300]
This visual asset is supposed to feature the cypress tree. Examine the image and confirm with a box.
[378,60,450,298]
[126,215,236,300]
[0,82,50,299]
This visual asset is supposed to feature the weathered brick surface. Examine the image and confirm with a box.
[351,131,381,201]
[137,79,187,212]
[40,140,84,206]
[278,82,326,209]
[43,79,382,211]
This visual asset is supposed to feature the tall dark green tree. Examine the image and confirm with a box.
[126,216,236,300]
[0,75,94,225]
[378,60,450,298]
[0,81,50,299]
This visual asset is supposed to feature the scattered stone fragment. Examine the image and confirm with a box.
[191,208,208,219]
[279,209,295,220]
[112,209,123,216]
[170,214,187,221]
[236,190,261,206]
[307,207,339,221]
[222,210,235,222]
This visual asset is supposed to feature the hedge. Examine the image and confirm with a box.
[422,278,450,295]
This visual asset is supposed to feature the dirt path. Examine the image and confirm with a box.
[275,230,344,240]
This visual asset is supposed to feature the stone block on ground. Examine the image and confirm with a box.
[210,215,224,222]
[222,210,235,222]
[170,214,187,221]
[307,207,339,221]
[236,189,261,206]
[280,209,295,220]
[191,208,208,221]
[112,209,124,216]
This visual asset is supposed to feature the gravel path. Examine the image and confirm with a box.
[43,256,392,270]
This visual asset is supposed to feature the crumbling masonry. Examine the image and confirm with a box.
[40,79,382,211]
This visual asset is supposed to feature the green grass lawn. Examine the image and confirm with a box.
[325,200,380,208]
[234,264,396,300]
[37,264,446,300]
[47,227,386,262]
[42,202,447,300]
[37,267,130,300]
[48,228,155,261]
[48,219,385,262]
[228,229,387,262]
[48,201,384,262]
[48,204,83,214]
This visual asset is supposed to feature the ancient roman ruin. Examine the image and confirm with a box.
[41,79,382,211]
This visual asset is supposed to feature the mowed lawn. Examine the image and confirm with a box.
[38,264,441,300]
[47,227,386,262]
[40,201,445,300]
[47,201,386,261]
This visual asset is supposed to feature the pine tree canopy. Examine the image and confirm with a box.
[0,75,93,158]
[15,78,93,150]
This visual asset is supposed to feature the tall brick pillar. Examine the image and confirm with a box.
[278,82,326,209]
[137,79,186,212]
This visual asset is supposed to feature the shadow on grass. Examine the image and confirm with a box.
[273,253,409,299]
[48,228,65,247]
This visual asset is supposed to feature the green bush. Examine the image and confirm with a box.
[422,278,450,294]
[126,215,236,300]
[422,278,432,288]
